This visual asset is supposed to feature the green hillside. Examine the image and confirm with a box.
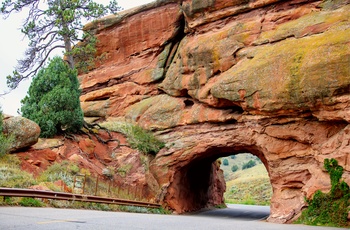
[220,153,272,205]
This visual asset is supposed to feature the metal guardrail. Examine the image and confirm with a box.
[0,187,161,209]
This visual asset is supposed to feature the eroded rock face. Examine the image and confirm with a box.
[17,130,157,199]
[78,0,350,224]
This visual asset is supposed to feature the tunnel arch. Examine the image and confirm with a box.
[149,121,347,223]
[164,145,271,213]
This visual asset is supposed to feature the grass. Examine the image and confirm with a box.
[18,197,43,207]
[100,120,165,155]
[0,197,171,214]
[0,154,36,188]
[0,155,147,201]
[220,154,272,206]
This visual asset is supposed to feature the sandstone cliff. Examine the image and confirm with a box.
[77,0,350,223]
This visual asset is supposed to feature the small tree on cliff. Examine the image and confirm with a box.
[21,57,83,137]
[1,0,121,90]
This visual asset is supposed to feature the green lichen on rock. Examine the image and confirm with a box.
[151,43,173,82]
[211,21,350,113]
[159,23,244,97]
[125,95,183,129]
[253,6,350,45]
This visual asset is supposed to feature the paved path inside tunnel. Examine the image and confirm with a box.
[194,204,270,221]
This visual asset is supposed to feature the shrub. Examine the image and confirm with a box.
[101,121,165,155]
[230,155,236,159]
[19,197,43,207]
[296,159,350,227]
[242,160,256,170]
[0,107,14,157]
[0,154,36,188]
[38,161,80,187]
[21,57,83,137]
[222,159,229,166]
[231,165,239,172]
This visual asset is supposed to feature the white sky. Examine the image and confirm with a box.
[0,0,154,116]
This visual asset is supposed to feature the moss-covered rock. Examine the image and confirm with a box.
[211,23,350,114]
[125,94,236,130]
[3,116,41,152]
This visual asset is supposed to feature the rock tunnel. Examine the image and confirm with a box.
[168,146,269,212]
[149,120,350,224]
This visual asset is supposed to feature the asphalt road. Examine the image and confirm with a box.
[0,204,346,230]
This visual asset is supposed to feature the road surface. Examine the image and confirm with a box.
[0,204,346,230]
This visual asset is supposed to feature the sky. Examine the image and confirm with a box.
[0,0,154,116]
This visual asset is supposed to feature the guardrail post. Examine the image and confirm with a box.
[73,176,76,193]
[108,180,111,196]
[82,174,86,194]
[95,176,99,196]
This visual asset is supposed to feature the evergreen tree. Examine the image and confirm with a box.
[21,57,83,137]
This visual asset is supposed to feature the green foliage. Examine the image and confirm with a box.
[0,154,36,188]
[126,125,165,155]
[38,160,80,187]
[215,203,227,209]
[19,197,43,207]
[242,160,256,170]
[0,135,13,157]
[225,177,272,206]
[296,158,350,227]
[101,121,165,155]
[117,164,132,177]
[230,155,236,159]
[231,165,239,172]
[0,107,14,157]
[21,57,84,137]
[1,0,121,89]
[324,158,349,197]
[222,158,229,166]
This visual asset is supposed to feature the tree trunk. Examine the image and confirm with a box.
[64,34,75,69]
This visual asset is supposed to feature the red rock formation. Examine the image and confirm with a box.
[16,130,156,199]
[12,0,350,224]
[79,2,183,119]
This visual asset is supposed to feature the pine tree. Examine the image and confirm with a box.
[1,0,121,89]
[21,57,83,137]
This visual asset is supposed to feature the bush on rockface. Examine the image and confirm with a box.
[0,107,14,157]
[101,121,165,155]
[296,159,350,227]
[21,57,83,137]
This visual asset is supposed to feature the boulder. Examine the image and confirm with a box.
[3,116,40,152]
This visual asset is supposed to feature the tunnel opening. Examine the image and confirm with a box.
[168,147,272,214]
[220,153,272,206]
